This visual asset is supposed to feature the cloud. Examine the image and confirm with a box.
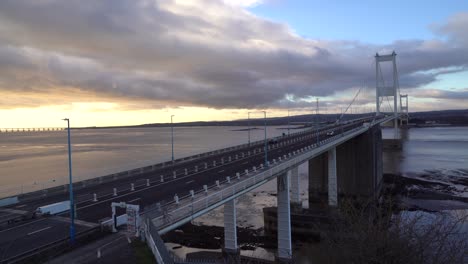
[0,1,467,111]
[223,0,264,7]
[413,88,468,100]
[433,12,468,45]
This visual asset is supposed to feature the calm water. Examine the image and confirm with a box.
[1,126,467,195]
[1,125,467,260]
[383,126,468,175]
[0,126,298,196]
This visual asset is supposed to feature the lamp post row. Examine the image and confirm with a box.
[61,109,292,243]
[62,118,75,244]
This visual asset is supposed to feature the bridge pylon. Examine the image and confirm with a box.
[375,51,400,137]
[399,94,409,126]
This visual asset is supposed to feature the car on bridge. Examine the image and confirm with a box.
[326,131,335,136]
[268,138,278,144]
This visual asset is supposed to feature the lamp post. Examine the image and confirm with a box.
[316,98,319,145]
[262,111,267,165]
[287,109,290,136]
[171,115,175,162]
[247,112,251,146]
[63,118,75,243]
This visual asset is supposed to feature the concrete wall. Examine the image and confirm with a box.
[308,125,383,208]
[308,152,328,208]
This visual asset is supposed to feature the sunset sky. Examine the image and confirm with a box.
[0,0,467,128]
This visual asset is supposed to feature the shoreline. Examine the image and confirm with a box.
[163,172,468,258]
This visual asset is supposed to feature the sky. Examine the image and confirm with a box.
[0,0,467,128]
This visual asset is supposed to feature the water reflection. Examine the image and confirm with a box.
[0,126,304,190]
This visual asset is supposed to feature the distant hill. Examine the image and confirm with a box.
[409,109,468,126]
[77,109,468,129]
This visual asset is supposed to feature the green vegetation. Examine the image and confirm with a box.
[132,240,156,264]
[299,198,468,264]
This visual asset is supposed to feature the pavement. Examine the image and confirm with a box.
[0,116,376,262]
[45,232,137,264]
[0,216,96,262]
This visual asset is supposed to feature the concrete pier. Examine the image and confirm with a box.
[309,125,383,208]
[223,199,240,263]
[277,173,292,262]
[327,148,337,206]
[289,167,301,211]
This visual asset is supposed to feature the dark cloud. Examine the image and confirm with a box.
[0,1,467,110]
[416,88,468,100]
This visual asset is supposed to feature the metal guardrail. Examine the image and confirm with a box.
[0,115,381,203]
[0,225,101,264]
[0,124,316,200]
[2,119,355,202]
[145,117,393,234]
[144,217,174,264]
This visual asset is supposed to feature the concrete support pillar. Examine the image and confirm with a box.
[290,167,300,206]
[328,147,337,206]
[277,173,292,261]
[111,205,117,232]
[223,199,239,262]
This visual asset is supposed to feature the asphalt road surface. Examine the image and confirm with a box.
[0,116,377,262]
[0,216,96,262]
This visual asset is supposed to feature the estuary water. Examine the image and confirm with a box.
[1,125,467,198]
[0,126,296,196]
[383,126,468,198]
[1,125,467,260]
[383,126,468,174]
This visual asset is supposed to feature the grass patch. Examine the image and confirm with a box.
[132,239,156,264]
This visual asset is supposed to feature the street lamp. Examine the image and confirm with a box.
[316,98,319,146]
[62,118,75,243]
[247,112,252,146]
[287,109,290,136]
[171,115,175,162]
[262,111,267,165]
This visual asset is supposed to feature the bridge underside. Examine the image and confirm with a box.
[309,124,383,208]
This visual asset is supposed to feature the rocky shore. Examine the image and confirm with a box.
[163,172,468,258]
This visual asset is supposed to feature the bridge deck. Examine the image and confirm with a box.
[0,115,395,262]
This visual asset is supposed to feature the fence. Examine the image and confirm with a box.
[0,124,315,199]
[144,117,390,234]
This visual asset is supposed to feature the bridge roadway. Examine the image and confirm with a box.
[0,116,376,262]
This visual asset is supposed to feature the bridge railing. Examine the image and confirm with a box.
[0,116,381,201]
[144,118,388,233]
[0,125,314,200]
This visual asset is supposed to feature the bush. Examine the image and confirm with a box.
[299,198,468,264]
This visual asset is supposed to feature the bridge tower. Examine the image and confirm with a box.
[400,94,409,126]
[375,51,399,137]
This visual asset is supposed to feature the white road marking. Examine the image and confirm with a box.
[27,226,51,236]
[127,198,140,203]
[185,180,195,184]
[76,149,274,210]
[0,219,46,234]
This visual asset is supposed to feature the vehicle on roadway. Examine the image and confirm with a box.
[326,131,335,136]
[36,201,70,215]
[268,138,279,144]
